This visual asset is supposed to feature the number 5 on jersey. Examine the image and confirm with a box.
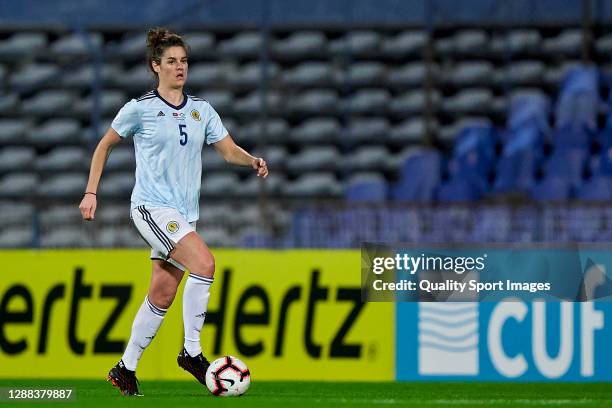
[179,124,188,146]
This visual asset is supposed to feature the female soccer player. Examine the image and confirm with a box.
[78,27,268,396]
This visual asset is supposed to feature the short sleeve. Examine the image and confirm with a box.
[205,104,228,145]
[111,99,140,139]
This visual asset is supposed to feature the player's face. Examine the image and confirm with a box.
[154,46,188,89]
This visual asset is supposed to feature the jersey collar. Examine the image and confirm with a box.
[154,89,188,110]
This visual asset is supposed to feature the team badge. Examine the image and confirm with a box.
[191,109,201,121]
[166,221,179,233]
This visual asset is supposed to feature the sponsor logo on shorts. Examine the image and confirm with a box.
[166,221,180,234]
[191,109,201,121]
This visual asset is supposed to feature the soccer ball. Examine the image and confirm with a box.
[205,356,251,397]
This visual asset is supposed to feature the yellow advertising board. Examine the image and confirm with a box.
[0,250,393,381]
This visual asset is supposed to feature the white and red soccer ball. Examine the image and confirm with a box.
[205,356,251,397]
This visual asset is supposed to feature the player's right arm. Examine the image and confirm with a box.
[79,128,122,221]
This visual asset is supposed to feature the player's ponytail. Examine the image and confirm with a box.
[146,27,188,79]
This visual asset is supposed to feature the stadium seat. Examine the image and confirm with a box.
[382,31,427,58]
[234,90,282,115]
[51,32,103,57]
[542,148,587,188]
[345,173,387,202]
[448,61,494,86]
[218,32,263,58]
[227,62,280,88]
[198,90,233,113]
[543,29,582,56]
[28,119,81,145]
[96,204,129,223]
[288,89,339,114]
[0,119,30,144]
[330,30,382,57]
[343,62,387,87]
[387,62,438,88]
[36,147,88,171]
[41,228,88,248]
[455,29,489,55]
[443,88,493,114]
[252,145,288,170]
[389,118,438,145]
[544,60,582,87]
[66,64,122,89]
[436,178,480,202]
[202,148,230,172]
[116,65,152,91]
[590,145,612,177]
[10,63,60,93]
[38,174,88,197]
[0,147,35,171]
[183,32,216,59]
[287,146,340,174]
[551,125,592,150]
[98,172,135,196]
[507,89,551,133]
[39,205,83,226]
[282,62,335,87]
[0,92,18,114]
[273,31,327,59]
[496,61,545,86]
[491,29,541,55]
[392,148,441,202]
[290,118,341,144]
[341,146,389,172]
[114,32,147,61]
[576,175,612,201]
[390,90,441,116]
[21,90,74,116]
[0,227,33,248]
[283,173,343,197]
[238,118,289,144]
[344,117,390,147]
[493,149,537,193]
[188,63,226,87]
[530,176,572,201]
[0,201,34,226]
[75,90,126,116]
[0,32,47,60]
[238,174,285,196]
[202,173,241,196]
[342,89,391,114]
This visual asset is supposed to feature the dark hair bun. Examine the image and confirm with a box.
[147,27,170,50]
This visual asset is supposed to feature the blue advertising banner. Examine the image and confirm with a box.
[396,301,612,381]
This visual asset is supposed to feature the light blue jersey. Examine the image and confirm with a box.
[111,90,227,222]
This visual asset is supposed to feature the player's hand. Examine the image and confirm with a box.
[79,193,97,221]
[252,157,268,178]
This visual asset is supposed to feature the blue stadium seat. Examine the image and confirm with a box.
[0,33,47,60]
[436,178,480,202]
[443,88,493,114]
[287,146,340,174]
[390,90,441,116]
[182,32,215,59]
[392,148,441,202]
[551,124,592,150]
[530,176,571,201]
[576,175,612,201]
[342,89,390,114]
[448,61,494,86]
[387,62,438,88]
[341,146,389,172]
[330,30,382,57]
[189,63,226,87]
[288,89,338,114]
[227,62,280,88]
[0,147,35,171]
[543,29,582,57]
[507,89,550,133]
[555,66,599,131]
[234,91,282,115]
[345,174,387,202]
[344,118,390,147]
[493,149,537,193]
[542,148,587,187]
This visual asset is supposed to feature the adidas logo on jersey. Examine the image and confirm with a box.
[157,111,165,117]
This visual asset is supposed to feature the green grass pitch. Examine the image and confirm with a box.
[0,379,610,407]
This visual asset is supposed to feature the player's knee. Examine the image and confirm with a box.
[149,290,175,310]
[192,252,215,279]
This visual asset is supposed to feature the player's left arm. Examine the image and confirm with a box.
[213,134,268,178]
